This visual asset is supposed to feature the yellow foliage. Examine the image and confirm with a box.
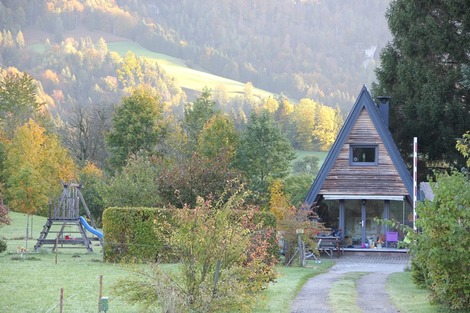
[4,119,77,215]
[81,161,103,179]
[269,179,290,221]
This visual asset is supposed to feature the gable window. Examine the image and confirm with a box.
[350,145,378,165]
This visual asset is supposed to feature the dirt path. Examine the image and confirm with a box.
[290,255,409,313]
[356,272,398,313]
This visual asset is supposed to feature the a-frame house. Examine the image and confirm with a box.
[304,86,416,248]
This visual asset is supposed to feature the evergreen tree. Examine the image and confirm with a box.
[0,70,44,138]
[183,87,218,150]
[235,110,295,204]
[373,0,470,171]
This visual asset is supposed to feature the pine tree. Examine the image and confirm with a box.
[373,0,470,170]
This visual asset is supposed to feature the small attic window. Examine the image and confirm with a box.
[350,145,378,165]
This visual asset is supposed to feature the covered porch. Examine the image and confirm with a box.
[314,195,413,252]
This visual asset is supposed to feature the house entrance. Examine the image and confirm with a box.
[343,200,384,248]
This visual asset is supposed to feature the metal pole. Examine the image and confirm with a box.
[413,137,418,231]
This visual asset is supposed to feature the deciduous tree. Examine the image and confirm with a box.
[157,152,241,208]
[411,171,469,310]
[3,119,76,216]
[197,114,238,160]
[103,154,161,208]
[106,87,165,171]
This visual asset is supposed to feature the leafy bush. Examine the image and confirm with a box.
[113,195,278,312]
[411,171,469,311]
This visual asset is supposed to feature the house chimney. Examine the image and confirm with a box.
[377,96,391,129]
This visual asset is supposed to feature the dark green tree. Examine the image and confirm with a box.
[183,87,218,150]
[106,87,165,171]
[235,110,295,204]
[372,0,470,173]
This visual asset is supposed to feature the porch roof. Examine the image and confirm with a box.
[322,195,405,201]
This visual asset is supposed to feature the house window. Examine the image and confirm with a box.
[350,145,378,165]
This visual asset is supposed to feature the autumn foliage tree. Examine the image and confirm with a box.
[3,119,76,216]
[157,152,241,208]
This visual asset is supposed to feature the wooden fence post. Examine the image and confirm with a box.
[98,275,103,313]
[59,288,64,313]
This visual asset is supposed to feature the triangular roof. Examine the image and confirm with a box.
[304,85,414,206]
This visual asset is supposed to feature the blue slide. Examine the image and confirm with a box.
[79,216,103,239]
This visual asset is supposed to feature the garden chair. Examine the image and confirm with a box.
[385,231,398,248]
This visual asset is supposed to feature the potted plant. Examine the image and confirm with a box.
[376,235,385,248]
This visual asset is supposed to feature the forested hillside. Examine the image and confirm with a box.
[0,0,391,112]
[0,0,394,219]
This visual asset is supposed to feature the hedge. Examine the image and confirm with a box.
[103,207,174,262]
[103,207,277,263]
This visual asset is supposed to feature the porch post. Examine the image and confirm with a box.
[339,200,345,241]
[361,200,366,245]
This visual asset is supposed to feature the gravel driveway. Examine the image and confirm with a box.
[291,255,410,313]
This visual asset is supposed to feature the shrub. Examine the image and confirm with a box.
[0,238,7,253]
[411,171,469,311]
[113,195,278,312]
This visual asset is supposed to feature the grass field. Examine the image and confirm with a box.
[294,150,329,166]
[387,272,445,313]
[107,41,276,100]
[29,40,277,102]
[0,211,333,313]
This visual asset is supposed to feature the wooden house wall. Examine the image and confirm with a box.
[319,108,408,196]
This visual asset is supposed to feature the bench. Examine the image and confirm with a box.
[317,236,343,258]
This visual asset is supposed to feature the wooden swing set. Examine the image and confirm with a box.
[34,181,103,252]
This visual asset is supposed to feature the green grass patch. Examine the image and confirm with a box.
[329,272,366,313]
[0,251,141,313]
[293,150,329,167]
[387,272,444,313]
[1,211,334,312]
[108,41,275,99]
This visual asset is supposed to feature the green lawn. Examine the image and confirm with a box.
[0,212,333,312]
[293,150,329,170]
[387,272,444,313]
[2,212,444,313]
[329,272,366,313]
